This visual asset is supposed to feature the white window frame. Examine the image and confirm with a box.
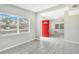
[18,17,30,34]
[0,12,30,37]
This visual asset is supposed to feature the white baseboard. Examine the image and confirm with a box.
[64,40,79,44]
[0,39,35,52]
[40,37,51,40]
[40,37,79,45]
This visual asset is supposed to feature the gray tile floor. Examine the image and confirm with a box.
[0,38,79,54]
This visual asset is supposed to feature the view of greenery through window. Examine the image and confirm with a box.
[0,12,30,35]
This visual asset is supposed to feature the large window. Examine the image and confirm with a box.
[0,12,30,36]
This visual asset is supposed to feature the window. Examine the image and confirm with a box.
[55,23,64,29]
[0,13,17,35]
[19,17,29,32]
[0,12,30,36]
[60,23,64,29]
[55,24,60,29]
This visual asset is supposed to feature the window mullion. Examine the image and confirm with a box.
[29,18,30,32]
[17,17,20,34]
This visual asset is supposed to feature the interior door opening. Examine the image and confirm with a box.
[49,18,64,38]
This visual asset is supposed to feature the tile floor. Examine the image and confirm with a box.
[0,38,79,54]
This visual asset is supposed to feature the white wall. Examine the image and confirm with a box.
[64,8,79,43]
[36,14,42,38]
[0,4,36,51]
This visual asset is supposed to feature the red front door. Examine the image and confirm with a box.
[42,20,49,37]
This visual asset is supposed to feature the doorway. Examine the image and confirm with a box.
[49,18,64,38]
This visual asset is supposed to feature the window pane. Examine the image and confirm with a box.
[60,23,64,29]
[55,24,59,29]
[19,17,29,32]
[0,13,17,35]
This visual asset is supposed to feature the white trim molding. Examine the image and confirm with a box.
[64,40,79,45]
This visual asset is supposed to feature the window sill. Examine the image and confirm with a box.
[0,31,30,38]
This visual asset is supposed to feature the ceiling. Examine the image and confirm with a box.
[40,7,68,19]
[14,4,58,12]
